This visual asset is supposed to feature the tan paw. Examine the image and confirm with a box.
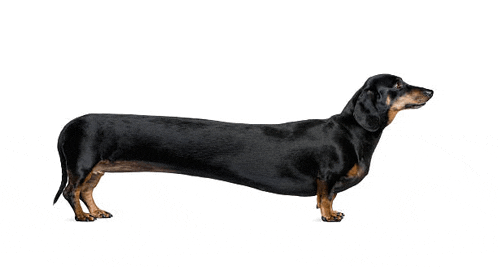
[91,210,113,219]
[321,211,345,222]
[75,213,96,222]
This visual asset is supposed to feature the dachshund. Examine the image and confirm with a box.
[54,74,433,222]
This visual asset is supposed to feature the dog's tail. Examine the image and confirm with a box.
[53,130,68,205]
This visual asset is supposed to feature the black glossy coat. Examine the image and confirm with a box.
[55,74,433,204]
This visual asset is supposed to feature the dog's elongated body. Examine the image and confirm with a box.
[54,74,433,222]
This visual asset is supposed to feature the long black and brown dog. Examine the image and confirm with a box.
[54,74,433,222]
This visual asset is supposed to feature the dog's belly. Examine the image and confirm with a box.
[92,159,317,196]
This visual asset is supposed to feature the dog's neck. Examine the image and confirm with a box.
[331,97,384,165]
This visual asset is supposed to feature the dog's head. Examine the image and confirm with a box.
[352,74,433,132]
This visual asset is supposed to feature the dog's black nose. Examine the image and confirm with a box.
[422,89,434,98]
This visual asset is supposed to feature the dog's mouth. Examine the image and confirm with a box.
[402,88,433,110]
[405,103,426,109]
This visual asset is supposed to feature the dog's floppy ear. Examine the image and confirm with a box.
[353,90,381,132]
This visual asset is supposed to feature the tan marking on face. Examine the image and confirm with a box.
[387,109,400,125]
[387,89,431,125]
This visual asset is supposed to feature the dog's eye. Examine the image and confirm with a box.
[394,81,403,89]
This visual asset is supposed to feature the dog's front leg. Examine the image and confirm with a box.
[316,179,344,222]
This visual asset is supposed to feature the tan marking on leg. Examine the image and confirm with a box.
[80,171,113,219]
[64,160,175,221]
[317,180,344,222]
[316,179,328,209]
[320,195,332,219]
[65,171,96,222]
[63,160,176,221]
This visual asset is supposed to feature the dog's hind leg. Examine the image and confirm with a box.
[80,170,113,219]
[63,170,96,221]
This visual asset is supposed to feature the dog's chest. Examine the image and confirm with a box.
[332,162,369,193]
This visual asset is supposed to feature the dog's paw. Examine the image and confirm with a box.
[91,210,113,219]
[75,213,96,222]
[321,211,345,222]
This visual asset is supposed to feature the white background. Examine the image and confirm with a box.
[1,1,497,266]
